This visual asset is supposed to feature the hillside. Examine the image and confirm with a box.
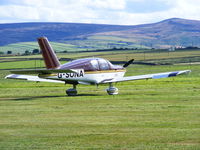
[0,23,133,46]
[0,18,200,54]
[96,18,200,48]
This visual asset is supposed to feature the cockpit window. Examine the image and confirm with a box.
[60,58,123,71]
[98,59,110,70]
[90,59,99,70]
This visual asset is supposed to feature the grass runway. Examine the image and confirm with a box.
[0,51,200,149]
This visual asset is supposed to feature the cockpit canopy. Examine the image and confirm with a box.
[60,58,123,71]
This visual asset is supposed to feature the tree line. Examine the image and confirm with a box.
[0,49,40,55]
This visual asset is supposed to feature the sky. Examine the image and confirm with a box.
[0,0,200,25]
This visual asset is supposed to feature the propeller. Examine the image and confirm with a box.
[123,59,134,68]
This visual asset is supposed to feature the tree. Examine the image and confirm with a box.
[62,50,68,53]
[7,51,12,54]
[24,50,31,55]
[32,49,40,54]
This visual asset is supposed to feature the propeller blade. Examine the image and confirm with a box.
[123,59,134,68]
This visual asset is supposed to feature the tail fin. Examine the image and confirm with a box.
[37,37,61,69]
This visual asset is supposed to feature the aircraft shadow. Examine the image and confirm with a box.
[75,94,100,96]
[12,94,100,101]
[13,95,65,101]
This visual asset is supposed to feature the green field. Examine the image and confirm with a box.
[0,42,81,54]
[0,35,149,55]
[0,50,200,149]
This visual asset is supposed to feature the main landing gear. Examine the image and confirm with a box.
[106,83,118,95]
[66,83,118,96]
[66,84,77,96]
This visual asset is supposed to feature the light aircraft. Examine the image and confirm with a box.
[5,37,191,96]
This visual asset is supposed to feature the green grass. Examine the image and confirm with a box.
[0,51,200,149]
[0,60,45,70]
[0,42,81,54]
[1,50,200,70]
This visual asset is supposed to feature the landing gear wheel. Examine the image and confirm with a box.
[66,84,77,96]
[106,83,118,95]
[66,88,77,96]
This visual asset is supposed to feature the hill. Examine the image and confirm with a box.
[96,18,200,48]
[0,22,133,46]
[0,18,200,54]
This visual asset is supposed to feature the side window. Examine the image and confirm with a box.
[98,59,110,70]
[90,59,99,70]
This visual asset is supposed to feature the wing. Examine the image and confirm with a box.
[6,69,85,84]
[10,69,81,74]
[5,74,65,83]
[103,70,191,83]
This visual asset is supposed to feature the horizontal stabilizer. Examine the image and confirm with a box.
[103,70,191,83]
[10,69,83,74]
[5,74,65,83]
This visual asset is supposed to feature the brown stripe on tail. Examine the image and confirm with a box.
[38,37,61,69]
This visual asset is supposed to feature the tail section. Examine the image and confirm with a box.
[38,37,61,69]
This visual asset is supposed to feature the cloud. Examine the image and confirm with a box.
[0,0,200,25]
[170,0,200,20]
[0,5,39,21]
[86,0,126,10]
[117,0,200,24]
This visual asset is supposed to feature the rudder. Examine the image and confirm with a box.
[38,37,61,69]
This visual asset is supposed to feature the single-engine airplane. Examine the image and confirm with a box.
[5,37,191,96]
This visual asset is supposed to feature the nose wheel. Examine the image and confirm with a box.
[106,83,118,95]
[66,84,77,96]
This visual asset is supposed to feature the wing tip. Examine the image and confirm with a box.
[178,70,191,75]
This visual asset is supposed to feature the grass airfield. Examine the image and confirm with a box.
[0,50,200,149]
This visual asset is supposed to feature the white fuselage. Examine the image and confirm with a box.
[42,70,126,84]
